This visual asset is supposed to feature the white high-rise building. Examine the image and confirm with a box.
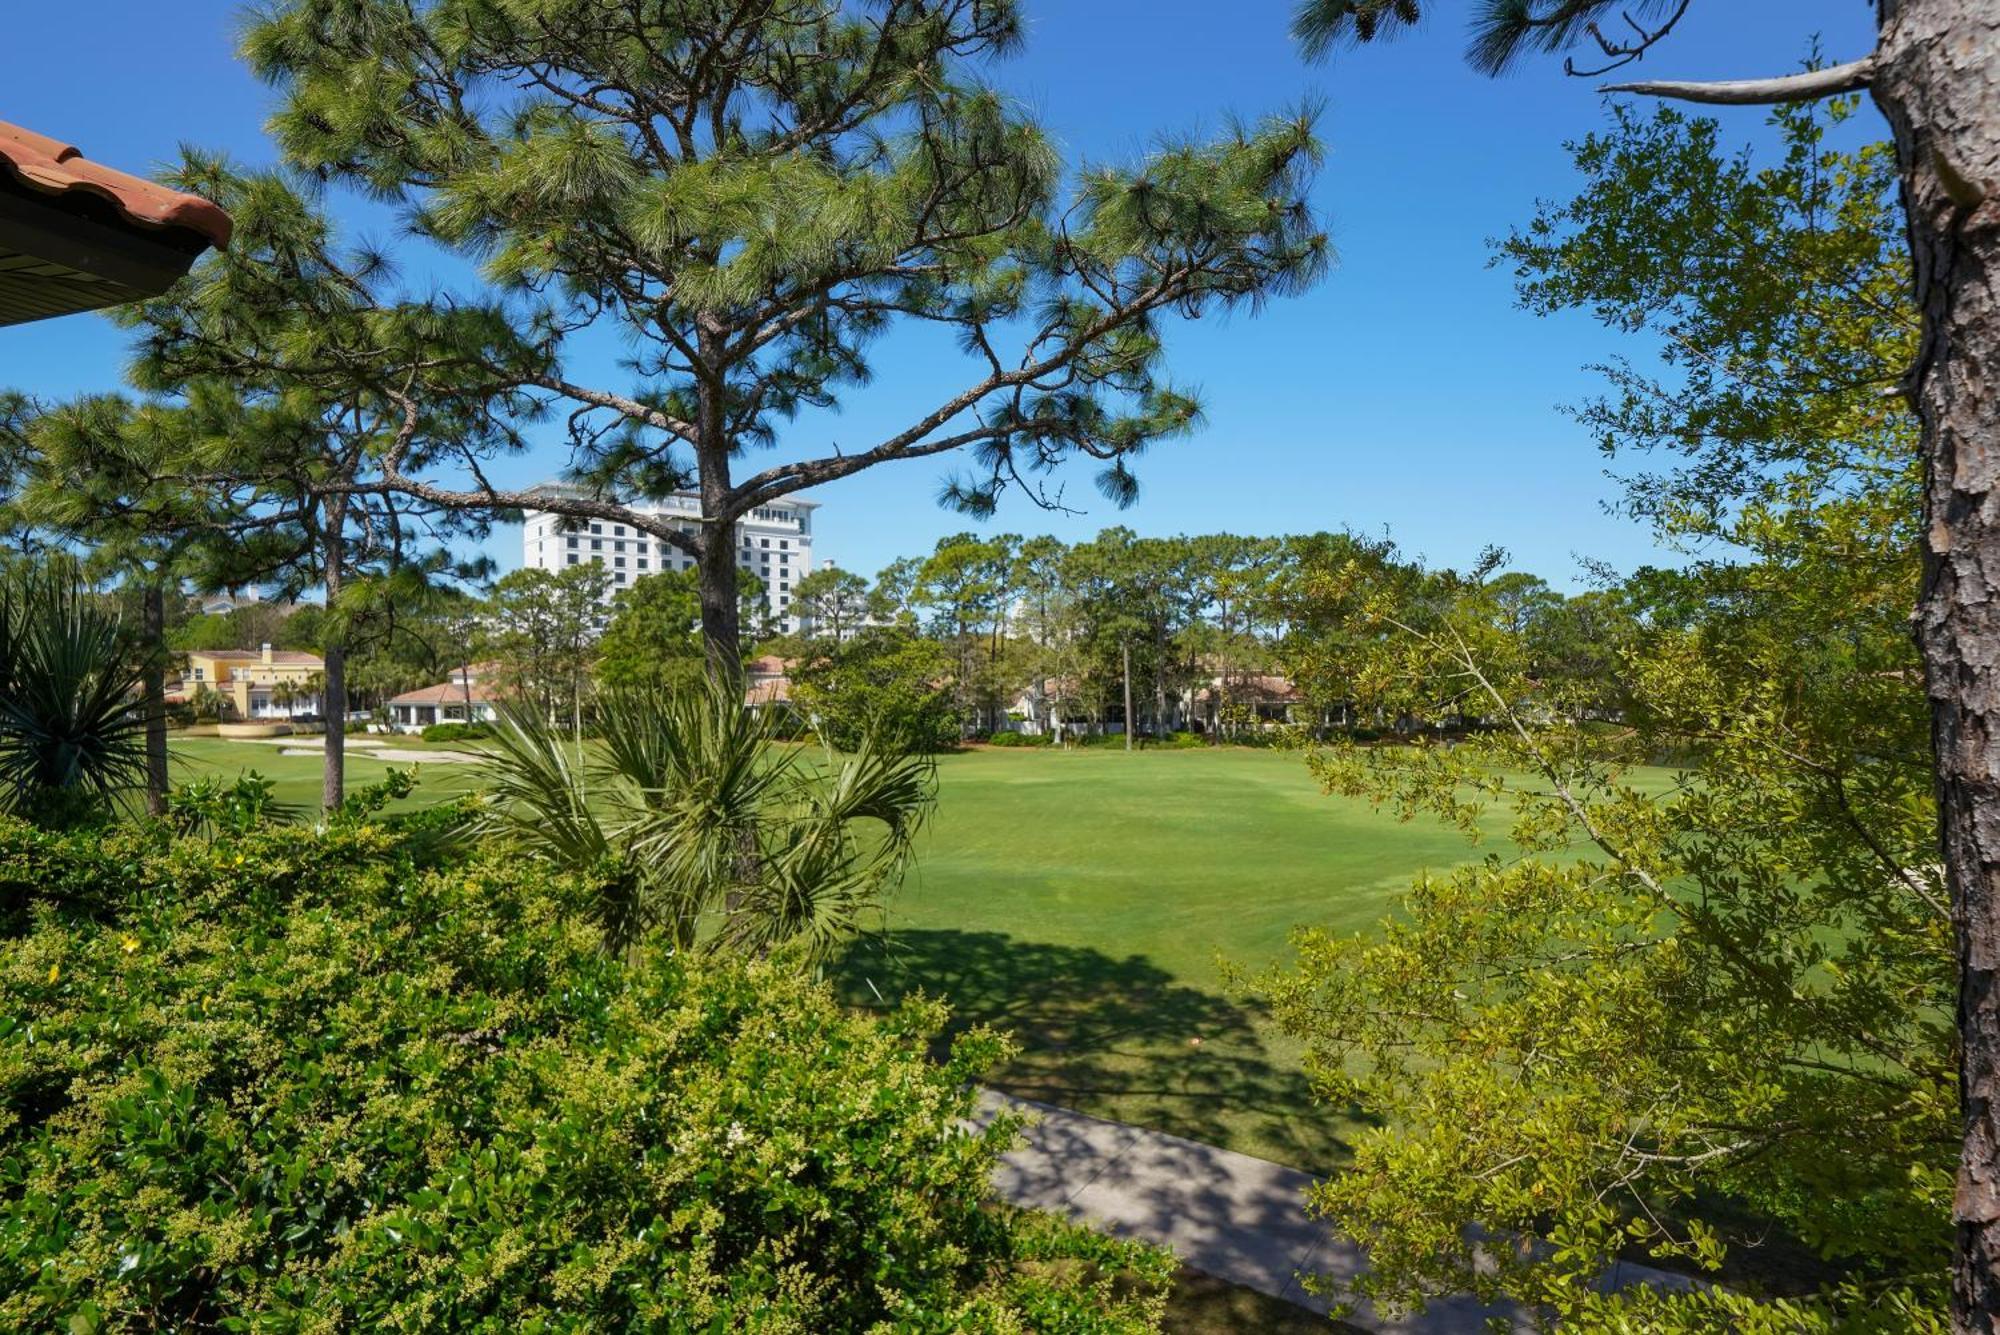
[519,488,818,634]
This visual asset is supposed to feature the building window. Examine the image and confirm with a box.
[567,536,578,549]
[637,559,648,570]
[592,554,603,564]
[590,523,602,534]
[614,525,625,536]
[615,572,626,583]
[760,538,770,548]
[567,554,579,566]
[591,539,602,551]
[780,540,789,549]
[614,540,625,552]
[615,557,626,568]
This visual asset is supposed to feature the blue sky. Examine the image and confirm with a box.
[1,1,1881,591]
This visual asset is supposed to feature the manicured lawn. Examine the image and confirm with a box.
[169,732,1676,1170]
[830,744,1551,1170]
[167,734,492,812]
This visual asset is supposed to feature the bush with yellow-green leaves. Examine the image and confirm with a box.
[0,817,1170,1332]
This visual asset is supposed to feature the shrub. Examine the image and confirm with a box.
[986,730,1037,747]
[788,629,962,754]
[1162,731,1207,749]
[0,562,148,827]
[420,720,492,743]
[476,685,934,957]
[0,818,1167,1331]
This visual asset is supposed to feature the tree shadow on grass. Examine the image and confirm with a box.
[828,929,1367,1174]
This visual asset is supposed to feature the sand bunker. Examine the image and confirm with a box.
[368,748,481,764]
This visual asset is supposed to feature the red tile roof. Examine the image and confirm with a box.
[1193,674,1301,706]
[389,681,501,708]
[0,122,232,250]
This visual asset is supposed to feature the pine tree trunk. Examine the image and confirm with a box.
[141,582,168,817]
[1871,4,2000,1325]
[1122,640,1134,752]
[321,508,347,812]
[698,519,743,687]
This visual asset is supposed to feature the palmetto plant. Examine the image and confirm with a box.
[471,684,933,958]
[0,563,148,826]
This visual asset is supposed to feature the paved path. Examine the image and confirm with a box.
[975,1091,1695,1333]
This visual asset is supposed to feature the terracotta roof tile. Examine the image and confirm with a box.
[389,681,501,708]
[1193,674,1301,705]
[0,122,231,250]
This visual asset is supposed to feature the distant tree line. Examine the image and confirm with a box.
[766,526,1634,750]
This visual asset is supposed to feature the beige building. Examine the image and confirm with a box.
[386,664,502,733]
[179,645,325,720]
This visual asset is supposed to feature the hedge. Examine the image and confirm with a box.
[419,721,493,743]
[0,818,1171,1332]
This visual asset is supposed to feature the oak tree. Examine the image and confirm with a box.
[1293,4,2000,1320]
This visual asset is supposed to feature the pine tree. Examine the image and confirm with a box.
[44,160,526,809]
[241,0,1327,681]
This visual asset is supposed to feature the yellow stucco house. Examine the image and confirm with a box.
[180,644,326,720]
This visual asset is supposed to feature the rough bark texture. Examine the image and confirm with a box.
[699,516,743,687]
[1872,3,2000,1326]
[140,583,168,818]
[321,508,346,812]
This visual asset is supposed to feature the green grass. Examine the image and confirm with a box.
[1161,1272,1360,1334]
[830,745,1544,1170]
[168,733,1676,1170]
[167,734,491,813]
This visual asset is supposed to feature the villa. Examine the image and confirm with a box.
[386,664,502,733]
[744,654,794,710]
[174,644,325,720]
[1191,673,1303,729]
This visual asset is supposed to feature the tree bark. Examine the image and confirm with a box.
[1870,4,2000,1325]
[1122,640,1134,752]
[321,504,347,812]
[141,582,169,818]
[698,516,743,687]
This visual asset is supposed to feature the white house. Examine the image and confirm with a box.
[386,664,502,733]
[519,486,818,635]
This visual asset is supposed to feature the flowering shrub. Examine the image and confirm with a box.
[0,819,1170,1332]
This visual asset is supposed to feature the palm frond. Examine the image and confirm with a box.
[0,563,149,826]
[473,680,934,962]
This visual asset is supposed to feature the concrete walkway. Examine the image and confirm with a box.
[976,1091,1696,1334]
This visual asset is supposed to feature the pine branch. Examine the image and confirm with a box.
[1602,55,1877,106]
